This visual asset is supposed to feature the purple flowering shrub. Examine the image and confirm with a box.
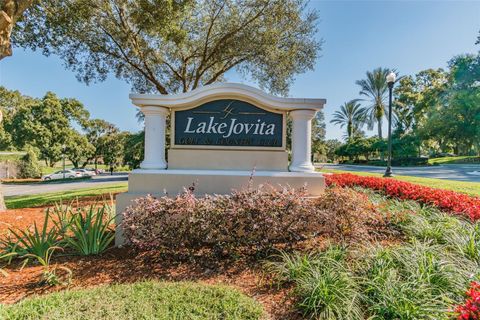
[121,185,375,252]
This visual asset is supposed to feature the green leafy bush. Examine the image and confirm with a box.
[265,191,480,319]
[18,147,42,178]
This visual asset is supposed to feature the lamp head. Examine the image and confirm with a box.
[386,72,397,84]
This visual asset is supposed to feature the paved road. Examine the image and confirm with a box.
[3,173,128,197]
[318,164,480,183]
[4,164,480,197]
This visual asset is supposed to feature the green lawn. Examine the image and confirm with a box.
[428,156,480,165]
[320,168,480,197]
[0,281,264,320]
[5,183,128,209]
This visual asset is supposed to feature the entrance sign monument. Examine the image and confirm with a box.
[116,83,326,246]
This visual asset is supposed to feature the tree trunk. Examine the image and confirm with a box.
[0,0,34,60]
[377,118,382,139]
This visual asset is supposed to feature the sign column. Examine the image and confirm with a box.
[140,106,169,169]
[289,109,317,172]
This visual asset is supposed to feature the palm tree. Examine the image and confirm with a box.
[355,67,392,139]
[330,99,365,141]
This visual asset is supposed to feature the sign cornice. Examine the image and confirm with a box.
[129,82,326,111]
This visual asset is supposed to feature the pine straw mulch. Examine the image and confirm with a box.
[0,198,401,320]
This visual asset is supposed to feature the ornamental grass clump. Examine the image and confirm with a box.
[358,241,477,319]
[121,185,378,252]
[266,246,363,320]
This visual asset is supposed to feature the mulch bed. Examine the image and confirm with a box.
[0,204,302,319]
[0,197,399,319]
[1,247,301,319]
[0,207,46,236]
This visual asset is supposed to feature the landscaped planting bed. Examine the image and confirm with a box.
[1,182,479,319]
[326,173,480,220]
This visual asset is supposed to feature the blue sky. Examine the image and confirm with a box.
[0,0,479,141]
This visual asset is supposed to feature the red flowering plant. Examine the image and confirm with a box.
[454,281,480,320]
[325,173,480,221]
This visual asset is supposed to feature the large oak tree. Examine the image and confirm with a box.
[14,0,321,95]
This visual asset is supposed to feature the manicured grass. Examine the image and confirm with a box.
[4,183,128,209]
[320,169,480,197]
[428,156,480,165]
[0,281,264,320]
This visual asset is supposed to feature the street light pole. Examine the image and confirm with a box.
[62,144,66,179]
[384,72,396,178]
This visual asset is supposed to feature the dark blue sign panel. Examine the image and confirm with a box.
[174,99,284,148]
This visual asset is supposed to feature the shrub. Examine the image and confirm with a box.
[391,156,429,166]
[18,147,42,179]
[314,187,380,241]
[325,173,480,220]
[121,186,377,252]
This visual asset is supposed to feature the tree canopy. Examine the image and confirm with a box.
[330,99,365,141]
[8,91,90,166]
[355,67,393,139]
[331,33,479,161]
[14,0,321,95]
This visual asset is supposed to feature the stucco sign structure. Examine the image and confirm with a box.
[115,83,326,246]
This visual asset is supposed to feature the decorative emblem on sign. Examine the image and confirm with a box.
[173,99,284,148]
